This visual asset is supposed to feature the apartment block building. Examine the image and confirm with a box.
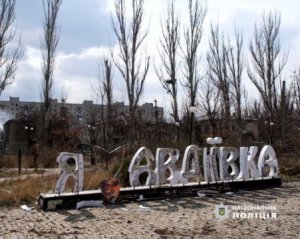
[0,97,164,127]
[0,97,164,152]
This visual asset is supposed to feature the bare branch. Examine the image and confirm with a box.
[225,28,244,121]
[155,0,180,122]
[247,11,287,122]
[0,0,23,95]
[112,0,149,142]
[41,0,62,111]
[206,23,231,120]
[181,0,207,108]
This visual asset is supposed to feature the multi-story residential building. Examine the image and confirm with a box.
[0,97,164,152]
[0,97,164,127]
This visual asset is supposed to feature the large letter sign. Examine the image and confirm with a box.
[55,152,84,193]
[155,148,181,185]
[128,147,155,186]
[180,145,201,183]
[42,137,282,211]
[258,145,278,177]
[127,138,279,187]
[237,146,260,179]
[203,137,222,182]
[54,137,280,191]
[44,136,282,211]
[219,147,239,180]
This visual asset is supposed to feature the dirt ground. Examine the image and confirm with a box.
[0,181,299,239]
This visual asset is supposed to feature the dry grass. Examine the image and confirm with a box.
[0,154,33,168]
[0,147,64,169]
[278,152,300,181]
[0,169,46,178]
[0,169,110,207]
[0,175,57,207]
[83,169,110,190]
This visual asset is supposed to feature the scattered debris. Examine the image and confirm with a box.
[197,192,206,197]
[76,200,103,209]
[138,205,151,211]
[20,205,34,212]
[197,190,218,198]
[225,192,234,196]
[100,178,120,204]
[137,194,144,201]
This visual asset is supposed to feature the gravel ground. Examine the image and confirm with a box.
[0,181,299,239]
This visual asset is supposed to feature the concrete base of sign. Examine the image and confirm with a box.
[38,176,282,211]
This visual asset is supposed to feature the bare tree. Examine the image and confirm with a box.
[102,58,113,122]
[279,80,293,145]
[102,57,114,167]
[181,0,207,143]
[292,69,300,119]
[226,29,244,123]
[112,0,149,144]
[0,0,23,95]
[95,57,114,137]
[207,24,231,124]
[278,73,299,147]
[155,0,180,123]
[247,11,287,126]
[41,0,62,136]
[199,79,220,136]
[182,0,207,107]
[245,99,263,119]
[95,56,114,167]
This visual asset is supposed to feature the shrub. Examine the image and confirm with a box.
[110,156,132,187]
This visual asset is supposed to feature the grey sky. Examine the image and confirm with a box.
[1,0,299,116]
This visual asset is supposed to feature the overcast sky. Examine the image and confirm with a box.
[1,0,300,114]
